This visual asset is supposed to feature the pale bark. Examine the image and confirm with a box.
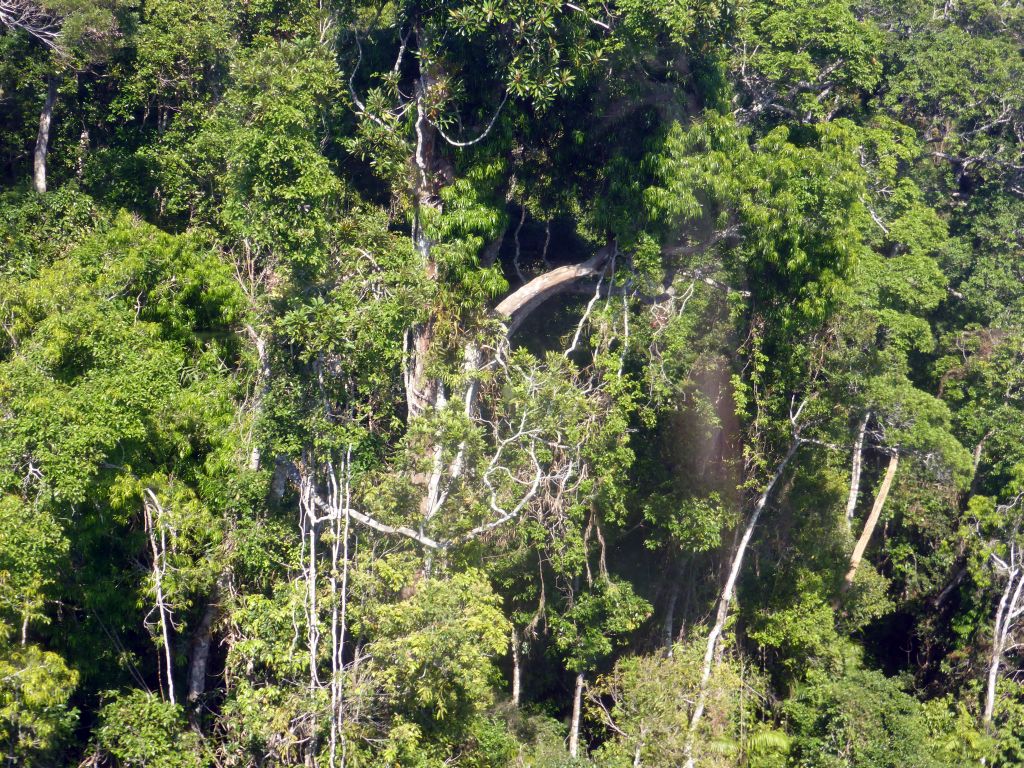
[144,489,176,706]
[932,565,966,608]
[984,562,1024,723]
[983,499,1024,725]
[845,413,869,529]
[969,429,993,497]
[842,452,899,591]
[404,29,444,419]
[568,672,584,758]
[0,1,64,52]
[75,126,88,179]
[246,327,271,471]
[329,448,352,768]
[33,75,57,194]
[404,321,440,419]
[985,633,1002,724]
[973,432,990,476]
[511,627,521,706]
[301,476,321,692]
[284,461,443,549]
[402,245,614,553]
[684,438,801,767]
[495,246,613,335]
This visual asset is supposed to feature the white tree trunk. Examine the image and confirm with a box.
[984,565,1024,724]
[144,490,176,706]
[33,75,57,194]
[75,126,88,179]
[511,627,522,706]
[845,413,869,529]
[984,574,1012,724]
[329,478,342,768]
[568,672,584,758]
[328,449,352,768]
[299,475,321,692]
[246,329,271,471]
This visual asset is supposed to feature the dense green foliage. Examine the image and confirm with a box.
[1,0,1023,765]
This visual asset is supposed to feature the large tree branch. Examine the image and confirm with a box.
[845,412,870,528]
[494,244,614,334]
[842,451,899,592]
[282,461,444,550]
[284,457,549,552]
[685,436,802,762]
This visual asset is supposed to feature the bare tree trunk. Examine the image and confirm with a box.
[144,489,176,706]
[985,570,1014,724]
[968,429,993,499]
[684,438,801,768]
[303,480,321,693]
[985,644,1002,726]
[75,125,88,179]
[330,493,342,768]
[33,75,58,194]
[338,505,351,768]
[404,29,443,420]
[984,564,1024,724]
[511,627,522,706]
[329,449,352,768]
[973,429,992,477]
[404,321,440,419]
[845,413,869,529]
[568,672,584,758]
[842,452,899,591]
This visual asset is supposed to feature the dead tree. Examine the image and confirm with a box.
[984,493,1024,725]
[568,671,585,758]
[0,1,64,51]
[143,489,176,706]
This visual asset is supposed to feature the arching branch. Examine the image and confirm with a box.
[494,244,614,334]
[432,92,509,148]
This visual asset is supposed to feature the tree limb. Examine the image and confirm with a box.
[494,244,614,334]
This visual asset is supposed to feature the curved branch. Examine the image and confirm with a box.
[494,244,614,334]
[432,92,509,148]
